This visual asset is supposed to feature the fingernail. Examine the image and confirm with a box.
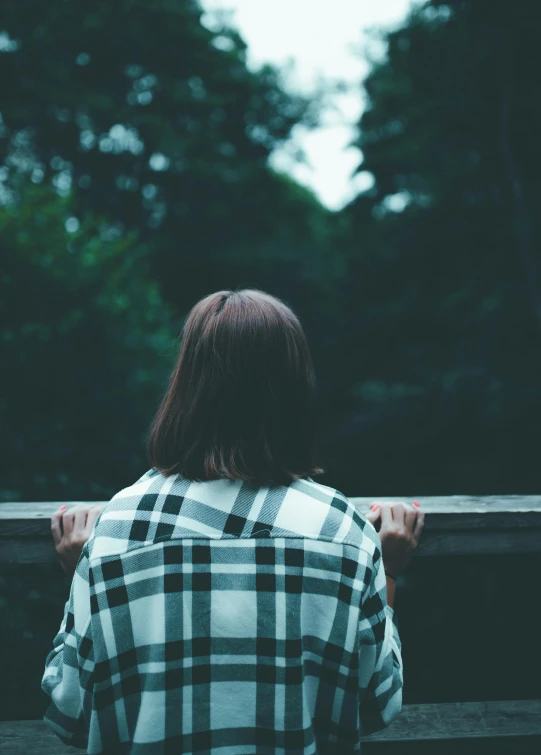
[60,505,67,511]
[413,500,420,508]
[371,504,380,511]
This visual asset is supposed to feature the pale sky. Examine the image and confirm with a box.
[200,0,419,210]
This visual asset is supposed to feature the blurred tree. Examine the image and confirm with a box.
[0,0,333,311]
[0,0,341,500]
[0,183,176,500]
[2,0,540,500]
[323,0,541,495]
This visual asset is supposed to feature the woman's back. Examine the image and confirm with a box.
[42,468,402,754]
[42,291,415,754]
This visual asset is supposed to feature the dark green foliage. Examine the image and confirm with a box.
[0,0,336,500]
[0,0,325,312]
[323,0,541,495]
[0,184,176,500]
[1,1,540,498]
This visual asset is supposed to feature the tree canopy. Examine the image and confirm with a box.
[1,0,540,502]
[0,0,339,500]
[0,0,330,308]
[321,0,541,494]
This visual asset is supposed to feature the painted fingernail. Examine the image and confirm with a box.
[371,504,380,511]
[413,500,420,508]
[60,505,67,511]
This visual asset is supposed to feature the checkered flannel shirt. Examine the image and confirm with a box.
[42,469,403,754]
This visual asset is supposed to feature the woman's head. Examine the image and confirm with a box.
[147,289,322,486]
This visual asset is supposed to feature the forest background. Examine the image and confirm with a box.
[1,0,540,718]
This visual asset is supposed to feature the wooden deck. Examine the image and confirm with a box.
[2,700,540,753]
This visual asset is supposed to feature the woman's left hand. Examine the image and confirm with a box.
[51,504,104,578]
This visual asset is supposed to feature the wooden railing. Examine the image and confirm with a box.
[1,496,541,753]
[2,495,541,563]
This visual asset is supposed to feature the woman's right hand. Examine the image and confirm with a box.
[366,500,424,578]
[51,503,104,579]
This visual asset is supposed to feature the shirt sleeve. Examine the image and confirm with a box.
[358,543,403,735]
[41,545,94,749]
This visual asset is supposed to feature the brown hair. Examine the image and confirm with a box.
[147,290,322,486]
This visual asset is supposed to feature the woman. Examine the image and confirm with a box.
[42,289,424,754]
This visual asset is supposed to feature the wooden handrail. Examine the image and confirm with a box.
[2,700,541,753]
[1,496,541,563]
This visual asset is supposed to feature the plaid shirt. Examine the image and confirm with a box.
[42,469,402,754]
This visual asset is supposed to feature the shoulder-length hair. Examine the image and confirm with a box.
[147,289,322,486]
